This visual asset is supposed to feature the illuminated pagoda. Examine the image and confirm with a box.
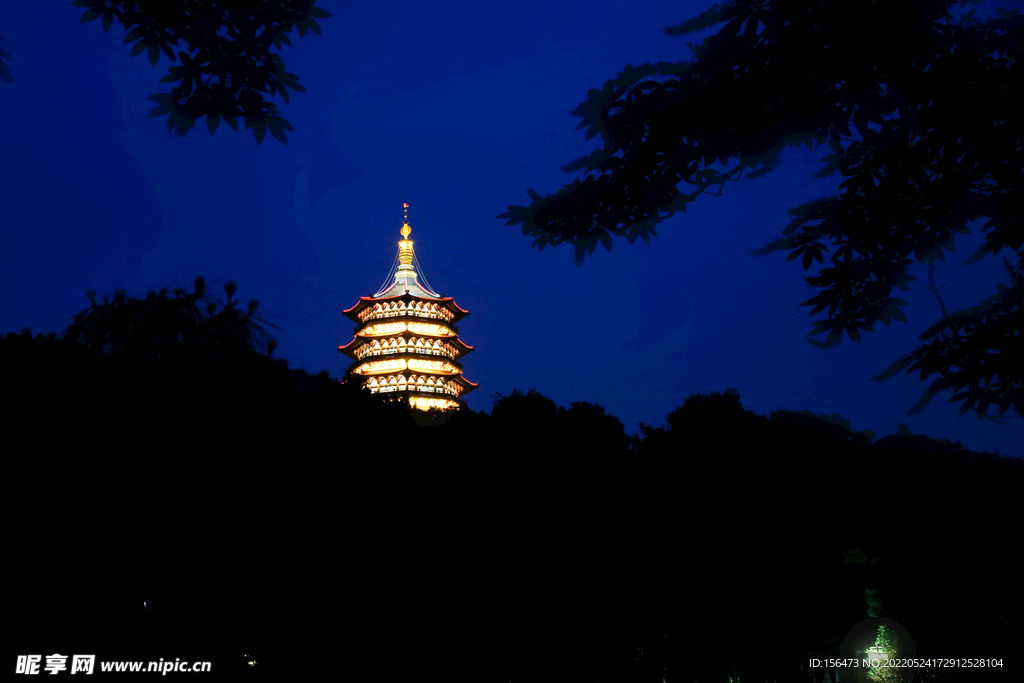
[339,204,477,411]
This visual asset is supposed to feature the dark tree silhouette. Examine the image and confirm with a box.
[869,256,1022,421]
[489,387,562,440]
[499,0,1023,422]
[563,399,632,454]
[61,275,281,359]
[618,388,1019,683]
[0,34,13,84]
[71,0,330,143]
[4,283,1019,683]
[424,385,1019,683]
[5,333,1020,681]
[7,277,423,677]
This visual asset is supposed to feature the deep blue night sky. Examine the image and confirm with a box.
[1,0,1020,455]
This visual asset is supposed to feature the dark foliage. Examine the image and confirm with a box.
[870,256,1024,422]
[426,387,1019,683]
[72,0,330,144]
[6,279,418,676]
[499,0,1023,422]
[5,288,1019,681]
[62,275,280,359]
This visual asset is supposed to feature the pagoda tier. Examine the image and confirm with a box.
[339,331,473,362]
[343,292,470,326]
[339,206,477,411]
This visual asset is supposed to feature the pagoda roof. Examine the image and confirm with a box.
[346,370,478,396]
[375,277,438,300]
[337,335,473,359]
[343,291,469,324]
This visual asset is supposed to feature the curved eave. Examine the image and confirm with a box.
[451,374,478,395]
[338,338,360,357]
[446,298,470,316]
[342,296,378,318]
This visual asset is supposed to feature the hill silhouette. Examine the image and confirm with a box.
[5,281,1020,681]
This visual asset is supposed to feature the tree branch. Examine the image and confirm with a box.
[927,260,950,318]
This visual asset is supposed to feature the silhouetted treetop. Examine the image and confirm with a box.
[682,386,742,410]
[501,0,1022,422]
[72,0,330,143]
[563,400,631,451]
[490,388,562,425]
[61,276,280,361]
[769,408,875,448]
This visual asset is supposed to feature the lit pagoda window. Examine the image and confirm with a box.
[339,203,477,411]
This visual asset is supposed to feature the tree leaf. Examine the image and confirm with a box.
[148,103,174,118]
[976,399,990,419]
[803,246,814,270]
[664,3,732,37]
[892,269,918,292]
[252,121,267,145]
[273,32,291,50]
[268,122,288,145]
[267,115,295,132]
[786,245,808,263]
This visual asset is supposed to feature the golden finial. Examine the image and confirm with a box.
[401,202,411,237]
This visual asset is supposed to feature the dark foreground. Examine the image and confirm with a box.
[6,330,1021,682]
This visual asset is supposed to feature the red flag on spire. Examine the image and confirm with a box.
[403,203,409,207]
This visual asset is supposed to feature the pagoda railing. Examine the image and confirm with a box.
[355,345,459,360]
[358,308,454,323]
[368,384,460,396]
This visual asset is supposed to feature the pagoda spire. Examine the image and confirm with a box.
[397,202,416,286]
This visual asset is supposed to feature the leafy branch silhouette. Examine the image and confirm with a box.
[500,0,1023,420]
[63,276,282,360]
[72,0,330,144]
